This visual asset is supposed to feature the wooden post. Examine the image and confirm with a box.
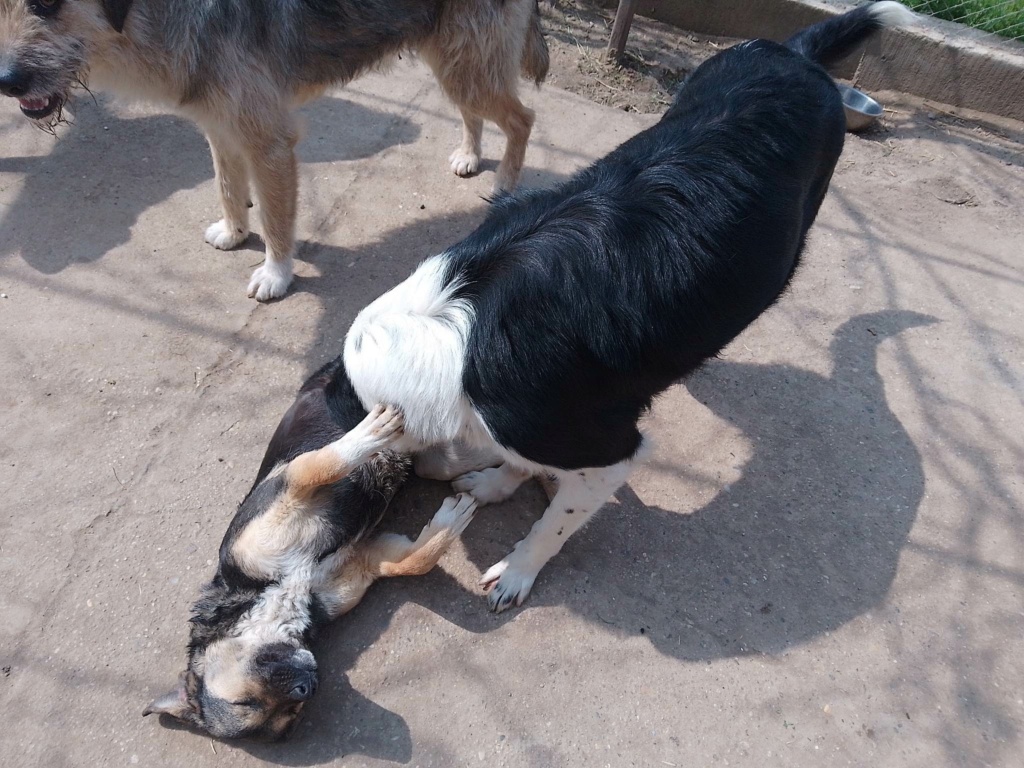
[607,0,640,62]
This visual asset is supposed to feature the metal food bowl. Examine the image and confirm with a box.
[837,83,884,132]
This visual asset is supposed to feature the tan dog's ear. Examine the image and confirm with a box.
[101,0,134,33]
[285,405,405,494]
[142,678,192,720]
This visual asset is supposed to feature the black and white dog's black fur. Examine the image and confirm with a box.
[355,2,914,611]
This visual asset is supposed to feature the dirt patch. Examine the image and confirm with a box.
[541,0,740,113]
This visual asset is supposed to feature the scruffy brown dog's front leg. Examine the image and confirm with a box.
[204,129,252,250]
[238,111,300,301]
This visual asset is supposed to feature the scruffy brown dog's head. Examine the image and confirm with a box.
[0,0,131,126]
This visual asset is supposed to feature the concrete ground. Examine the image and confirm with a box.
[1,60,1023,768]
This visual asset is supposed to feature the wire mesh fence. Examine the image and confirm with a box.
[899,0,1024,41]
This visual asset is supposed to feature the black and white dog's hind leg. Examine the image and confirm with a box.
[413,441,507,483]
[455,454,641,612]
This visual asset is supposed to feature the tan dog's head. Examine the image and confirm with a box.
[0,0,131,125]
[143,574,323,742]
[143,463,330,741]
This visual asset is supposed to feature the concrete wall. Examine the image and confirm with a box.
[595,0,1024,122]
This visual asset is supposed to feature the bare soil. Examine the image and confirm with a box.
[541,0,741,113]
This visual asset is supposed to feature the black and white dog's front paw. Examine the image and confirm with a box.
[479,553,540,612]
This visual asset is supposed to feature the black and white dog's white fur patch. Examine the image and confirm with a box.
[341,1,914,611]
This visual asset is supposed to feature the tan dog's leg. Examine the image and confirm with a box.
[449,108,483,178]
[369,493,477,577]
[204,132,251,250]
[438,89,533,193]
[238,113,300,301]
[421,0,537,194]
[484,95,534,193]
[325,493,477,619]
[285,405,404,493]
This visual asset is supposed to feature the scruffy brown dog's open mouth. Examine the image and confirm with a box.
[18,94,60,120]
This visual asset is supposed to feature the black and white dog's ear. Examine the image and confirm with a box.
[101,0,134,33]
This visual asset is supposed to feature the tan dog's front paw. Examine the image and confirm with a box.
[205,219,248,250]
[247,259,293,301]
[339,404,405,465]
[365,404,405,443]
[449,148,480,177]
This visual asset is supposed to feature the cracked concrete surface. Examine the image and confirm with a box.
[1,61,1023,767]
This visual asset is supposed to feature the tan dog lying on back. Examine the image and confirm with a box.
[143,383,476,741]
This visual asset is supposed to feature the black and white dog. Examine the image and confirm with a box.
[342,1,912,611]
[342,0,913,614]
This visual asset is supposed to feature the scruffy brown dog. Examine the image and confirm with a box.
[0,0,548,299]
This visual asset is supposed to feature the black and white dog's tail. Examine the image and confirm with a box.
[785,1,914,70]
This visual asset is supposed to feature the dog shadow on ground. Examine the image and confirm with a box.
[411,309,934,657]
[240,294,932,763]
[551,310,933,658]
[0,94,420,274]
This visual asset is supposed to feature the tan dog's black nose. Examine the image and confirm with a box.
[0,67,31,98]
[289,672,317,701]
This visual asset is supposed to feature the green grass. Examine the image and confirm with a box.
[899,0,1024,39]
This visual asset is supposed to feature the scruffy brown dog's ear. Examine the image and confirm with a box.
[101,0,134,33]
[142,678,192,720]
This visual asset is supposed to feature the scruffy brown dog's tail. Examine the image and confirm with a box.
[521,1,549,85]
